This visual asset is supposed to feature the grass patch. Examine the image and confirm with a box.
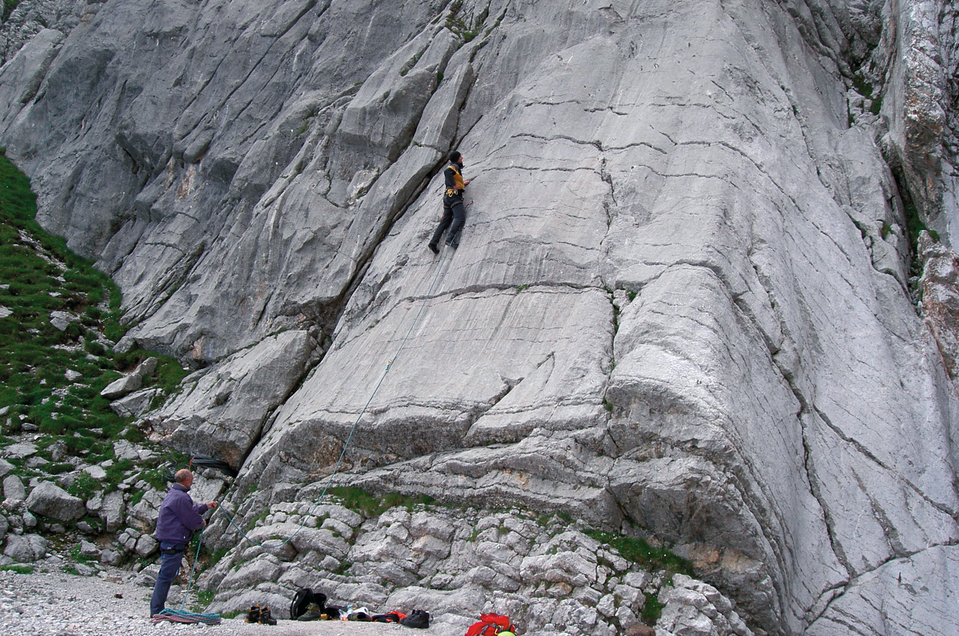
[327,486,435,518]
[70,543,97,564]
[193,589,216,607]
[0,564,34,574]
[68,472,99,500]
[584,529,693,577]
[641,591,664,625]
[0,152,191,494]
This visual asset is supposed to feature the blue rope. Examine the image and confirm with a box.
[178,528,205,611]
[153,608,221,625]
[215,248,453,549]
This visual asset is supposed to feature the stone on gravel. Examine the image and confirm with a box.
[3,533,48,562]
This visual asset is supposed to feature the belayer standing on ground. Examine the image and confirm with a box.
[428,151,471,253]
[150,469,217,617]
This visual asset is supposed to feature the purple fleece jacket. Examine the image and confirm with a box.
[155,483,210,544]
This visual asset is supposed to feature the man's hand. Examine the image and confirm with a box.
[464,179,471,186]
[207,501,218,509]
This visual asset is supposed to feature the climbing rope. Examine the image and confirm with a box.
[211,247,454,550]
[151,608,221,625]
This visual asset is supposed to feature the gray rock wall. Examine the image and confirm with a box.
[1,0,958,634]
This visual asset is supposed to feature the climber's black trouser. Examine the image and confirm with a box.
[430,194,466,247]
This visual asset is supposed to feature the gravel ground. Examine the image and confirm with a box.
[0,567,418,636]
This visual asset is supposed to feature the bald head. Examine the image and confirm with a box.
[174,469,194,486]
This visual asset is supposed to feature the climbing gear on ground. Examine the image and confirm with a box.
[372,611,406,623]
[245,604,260,623]
[258,606,277,625]
[297,609,324,621]
[465,613,518,636]
[151,609,222,625]
[400,609,431,628]
[344,606,372,621]
[290,587,328,620]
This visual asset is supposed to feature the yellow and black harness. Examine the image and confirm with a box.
[445,163,465,197]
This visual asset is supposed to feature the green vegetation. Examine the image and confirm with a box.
[2,1,22,22]
[69,543,97,564]
[0,564,34,574]
[585,529,693,577]
[0,151,190,491]
[445,0,487,43]
[327,485,435,518]
[193,589,216,608]
[641,591,665,625]
[67,472,99,500]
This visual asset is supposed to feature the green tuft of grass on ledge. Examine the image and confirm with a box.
[584,529,694,576]
[327,485,435,518]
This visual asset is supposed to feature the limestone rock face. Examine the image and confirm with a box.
[1,1,959,634]
[141,329,318,468]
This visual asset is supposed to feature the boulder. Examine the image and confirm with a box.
[83,465,107,480]
[3,443,36,459]
[25,481,85,523]
[79,540,99,558]
[3,533,48,562]
[49,310,77,331]
[113,440,141,462]
[134,534,158,558]
[99,490,125,532]
[100,373,142,400]
[109,388,162,418]
[3,474,25,503]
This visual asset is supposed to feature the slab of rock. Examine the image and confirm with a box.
[109,387,161,418]
[3,443,36,459]
[2,1,959,634]
[99,490,125,532]
[99,373,143,400]
[25,481,85,523]
[143,329,316,468]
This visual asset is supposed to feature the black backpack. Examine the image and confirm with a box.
[289,588,327,619]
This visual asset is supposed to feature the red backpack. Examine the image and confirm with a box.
[465,614,518,636]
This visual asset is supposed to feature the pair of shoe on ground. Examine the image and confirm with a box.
[245,605,277,625]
